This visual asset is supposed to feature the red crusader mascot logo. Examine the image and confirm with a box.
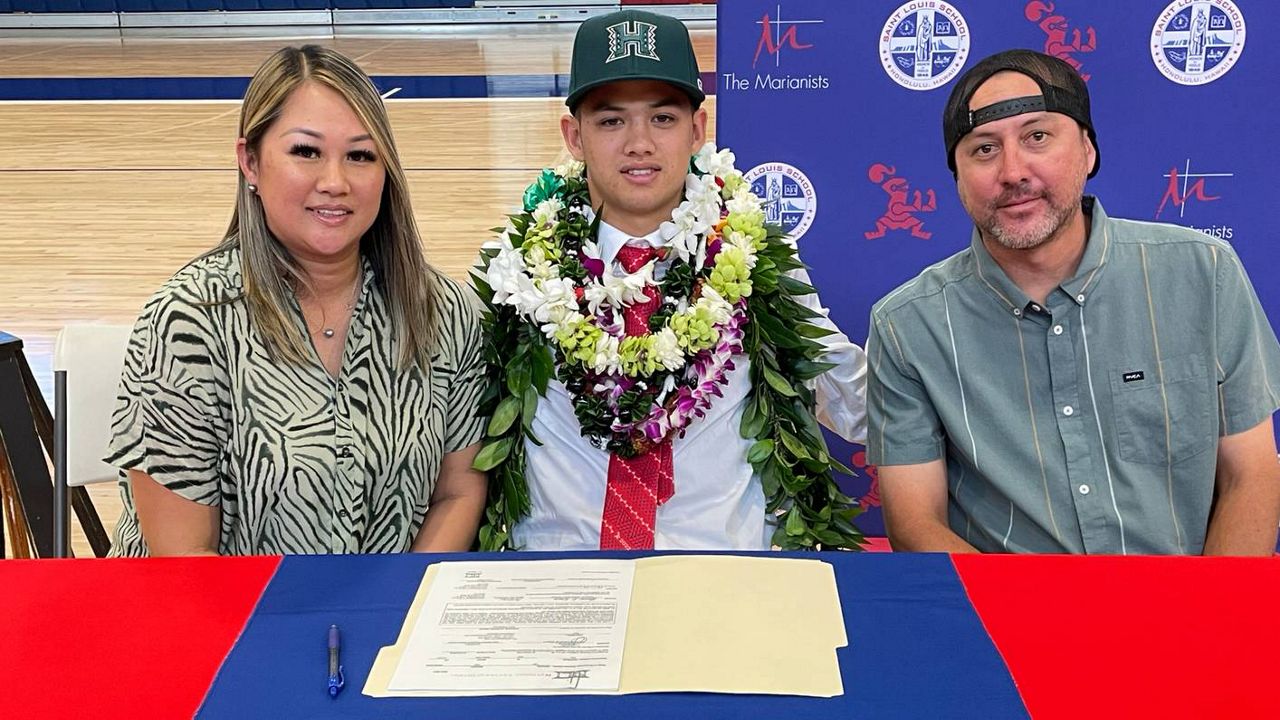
[864,164,936,241]
[1025,1,1096,81]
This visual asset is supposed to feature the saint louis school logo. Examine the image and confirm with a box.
[606,21,660,63]
[1024,1,1097,81]
[1150,0,1246,86]
[864,164,937,240]
[879,1,970,91]
[744,162,818,240]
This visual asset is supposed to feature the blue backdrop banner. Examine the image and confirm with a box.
[715,0,1275,538]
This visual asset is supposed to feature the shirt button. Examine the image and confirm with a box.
[1013,308,1023,317]
[337,509,349,518]
[1063,405,1074,416]
[1030,304,1042,313]
[1076,293,1085,303]
[1078,484,1091,495]
[1053,325,1063,335]
[339,446,352,458]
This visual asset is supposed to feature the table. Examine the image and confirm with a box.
[5,552,1278,719]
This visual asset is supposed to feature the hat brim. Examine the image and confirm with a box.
[566,76,705,112]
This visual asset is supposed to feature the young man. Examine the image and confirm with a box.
[474,9,867,550]
[868,49,1280,555]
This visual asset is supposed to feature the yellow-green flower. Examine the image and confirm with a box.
[522,224,562,262]
[724,212,767,250]
[554,317,602,366]
[619,336,658,376]
[720,172,746,198]
[670,306,719,353]
[708,247,753,302]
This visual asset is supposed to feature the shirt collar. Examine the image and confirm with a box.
[1059,196,1111,304]
[970,195,1111,315]
[596,218,669,268]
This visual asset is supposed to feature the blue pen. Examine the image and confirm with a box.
[327,624,345,698]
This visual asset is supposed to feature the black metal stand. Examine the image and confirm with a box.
[0,331,110,558]
[54,370,69,558]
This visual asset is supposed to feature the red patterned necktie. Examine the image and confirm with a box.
[599,243,675,550]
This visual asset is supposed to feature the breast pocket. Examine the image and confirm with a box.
[1110,353,1214,465]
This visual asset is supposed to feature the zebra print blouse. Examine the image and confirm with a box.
[105,248,486,556]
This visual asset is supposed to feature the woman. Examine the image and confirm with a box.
[106,45,487,556]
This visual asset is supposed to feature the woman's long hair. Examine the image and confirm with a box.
[212,44,438,370]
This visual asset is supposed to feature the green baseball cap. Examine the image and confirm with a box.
[566,9,705,112]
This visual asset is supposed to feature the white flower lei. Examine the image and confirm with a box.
[484,143,765,453]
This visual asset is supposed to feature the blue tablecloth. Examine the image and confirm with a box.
[198,551,1027,719]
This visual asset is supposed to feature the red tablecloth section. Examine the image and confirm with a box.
[954,555,1280,719]
[1,556,279,720]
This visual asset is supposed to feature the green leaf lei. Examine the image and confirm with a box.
[470,145,865,552]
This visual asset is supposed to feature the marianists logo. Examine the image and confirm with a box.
[606,20,660,63]
[744,163,818,241]
[1154,158,1234,240]
[879,1,970,91]
[1151,0,1245,86]
[722,4,830,94]
[753,4,821,68]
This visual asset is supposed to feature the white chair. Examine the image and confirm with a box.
[52,323,133,488]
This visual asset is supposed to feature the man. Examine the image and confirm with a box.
[868,49,1280,555]
[475,9,867,550]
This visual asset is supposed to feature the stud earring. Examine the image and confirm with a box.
[247,183,258,193]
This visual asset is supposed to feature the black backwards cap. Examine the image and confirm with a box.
[943,49,1099,178]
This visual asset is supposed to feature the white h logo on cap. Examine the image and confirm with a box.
[606,21,660,63]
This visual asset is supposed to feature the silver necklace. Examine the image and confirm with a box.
[316,271,362,339]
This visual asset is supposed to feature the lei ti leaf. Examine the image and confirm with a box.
[740,224,864,551]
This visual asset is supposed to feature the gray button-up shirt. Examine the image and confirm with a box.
[868,197,1280,554]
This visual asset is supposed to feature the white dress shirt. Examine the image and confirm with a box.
[512,220,867,550]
